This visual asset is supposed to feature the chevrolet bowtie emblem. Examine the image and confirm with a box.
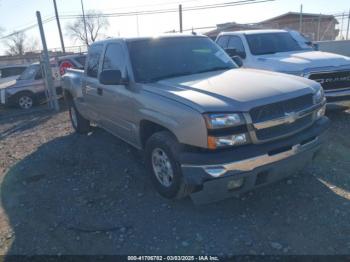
[284,112,298,124]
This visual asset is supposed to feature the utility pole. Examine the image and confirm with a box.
[340,12,345,39]
[179,4,183,33]
[80,0,89,46]
[347,9,350,40]
[317,13,321,41]
[53,0,65,53]
[36,11,59,112]
[299,4,303,33]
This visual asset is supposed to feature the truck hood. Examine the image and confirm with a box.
[144,68,320,113]
[0,79,17,90]
[253,50,350,73]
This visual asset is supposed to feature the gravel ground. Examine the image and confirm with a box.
[0,104,349,255]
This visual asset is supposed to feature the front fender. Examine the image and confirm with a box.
[136,91,208,149]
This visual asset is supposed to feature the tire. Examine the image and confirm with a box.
[68,100,91,134]
[145,131,193,199]
[16,92,35,110]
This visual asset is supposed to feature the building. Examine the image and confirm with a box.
[205,12,339,41]
[258,12,339,41]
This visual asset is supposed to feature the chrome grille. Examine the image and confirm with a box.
[308,70,350,91]
[249,94,316,142]
[250,94,313,123]
[255,114,313,141]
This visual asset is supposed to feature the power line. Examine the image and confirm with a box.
[55,0,223,15]
[57,0,276,19]
[0,17,55,40]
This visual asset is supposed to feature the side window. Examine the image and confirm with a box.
[12,67,26,76]
[1,68,19,78]
[87,44,103,78]
[102,43,126,74]
[216,36,229,49]
[35,67,43,80]
[227,36,246,57]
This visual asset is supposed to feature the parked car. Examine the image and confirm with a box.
[0,64,28,85]
[216,29,350,107]
[0,54,86,110]
[63,35,329,203]
[0,63,61,109]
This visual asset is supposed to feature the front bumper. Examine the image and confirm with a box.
[180,117,330,204]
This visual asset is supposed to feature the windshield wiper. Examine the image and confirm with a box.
[149,71,194,82]
[194,66,233,74]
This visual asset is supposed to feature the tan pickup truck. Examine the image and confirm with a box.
[62,35,329,203]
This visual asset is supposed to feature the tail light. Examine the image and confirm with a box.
[59,60,74,75]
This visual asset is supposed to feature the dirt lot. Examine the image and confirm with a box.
[0,104,349,255]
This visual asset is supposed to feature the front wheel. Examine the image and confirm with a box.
[68,101,91,134]
[145,131,193,199]
[16,92,35,109]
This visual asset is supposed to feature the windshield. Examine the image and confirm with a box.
[18,64,39,80]
[246,32,304,55]
[127,37,236,83]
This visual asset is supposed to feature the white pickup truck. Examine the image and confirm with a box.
[216,29,350,106]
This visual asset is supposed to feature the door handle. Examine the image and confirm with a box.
[97,87,103,96]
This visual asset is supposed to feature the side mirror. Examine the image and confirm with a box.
[224,48,246,59]
[232,56,243,68]
[99,69,125,85]
[224,48,238,57]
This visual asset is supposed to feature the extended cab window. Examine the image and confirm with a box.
[227,36,246,58]
[102,43,126,74]
[87,44,103,78]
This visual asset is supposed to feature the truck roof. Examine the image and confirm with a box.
[219,29,288,35]
[90,34,208,45]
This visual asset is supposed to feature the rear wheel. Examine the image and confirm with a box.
[145,131,193,199]
[68,101,90,134]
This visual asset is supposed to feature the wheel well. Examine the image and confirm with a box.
[14,90,35,97]
[139,120,176,148]
[12,90,35,102]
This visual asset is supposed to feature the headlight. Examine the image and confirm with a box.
[204,113,245,129]
[313,88,324,104]
[208,133,248,149]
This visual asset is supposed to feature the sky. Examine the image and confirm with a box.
[0,0,349,54]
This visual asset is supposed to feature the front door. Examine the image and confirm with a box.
[82,44,104,121]
[97,42,138,145]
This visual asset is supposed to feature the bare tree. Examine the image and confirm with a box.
[2,31,39,56]
[4,31,26,55]
[66,11,109,45]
